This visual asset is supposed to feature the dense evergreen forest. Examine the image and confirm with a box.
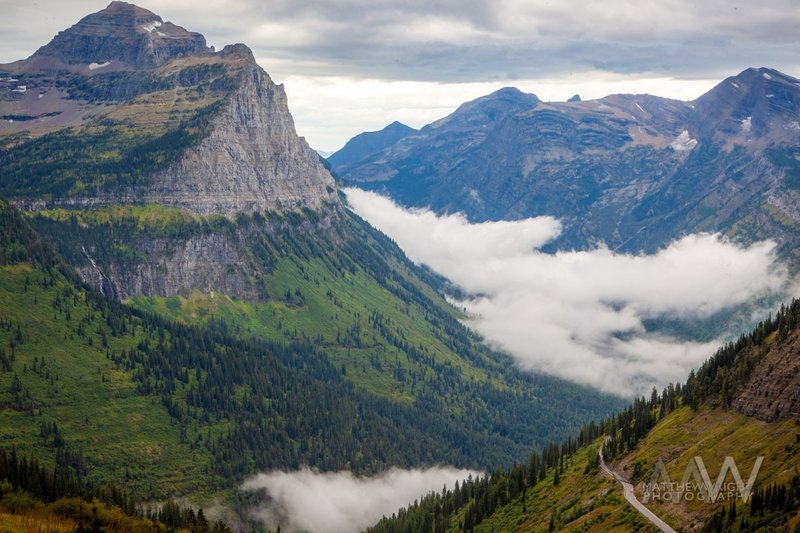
[24,201,624,467]
[0,447,232,532]
[703,472,800,532]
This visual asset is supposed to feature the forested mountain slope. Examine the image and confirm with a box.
[0,200,621,501]
[371,300,800,532]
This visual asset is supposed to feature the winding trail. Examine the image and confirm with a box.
[599,441,678,533]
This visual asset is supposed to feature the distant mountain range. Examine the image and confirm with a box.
[333,69,800,261]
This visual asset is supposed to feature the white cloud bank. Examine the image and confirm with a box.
[242,466,477,533]
[344,188,790,396]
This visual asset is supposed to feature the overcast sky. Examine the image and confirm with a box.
[1,0,799,150]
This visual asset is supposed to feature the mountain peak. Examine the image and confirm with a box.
[30,1,208,68]
[328,121,417,170]
[692,66,800,137]
[741,66,798,83]
[219,43,256,63]
[0,2,335,217]
[426,86,539,131]
[481,86,540,104]
[697,67,800,100]
[103,1,158,17]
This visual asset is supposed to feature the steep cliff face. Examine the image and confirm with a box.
[1,3,337,219]
[734,332,800,422]
[144,45,337,216]
[80,231,261,301]
[59,209,344,301]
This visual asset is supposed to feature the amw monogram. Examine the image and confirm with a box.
[643,456,764,504]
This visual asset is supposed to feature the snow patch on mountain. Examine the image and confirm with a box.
[670,130,697,152]
[141,20,162,33]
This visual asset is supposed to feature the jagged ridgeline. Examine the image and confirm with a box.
[0,1,623,501]
[332,70,800,262]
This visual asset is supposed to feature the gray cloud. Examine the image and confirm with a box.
[241,466,478,533]
[239,0,798,81]
[2,0,799,81]
[345,188,791,396]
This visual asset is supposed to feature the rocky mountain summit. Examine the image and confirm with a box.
[693,67,800,140]
[0,2,336,217]
[27,1,208,69]
[334,68,800,260]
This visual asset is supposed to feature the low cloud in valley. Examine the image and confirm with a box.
[345,188,789,396]
[242,466,478,533]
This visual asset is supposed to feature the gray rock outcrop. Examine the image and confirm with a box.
[734,335,800,422]
[144,47,337,216]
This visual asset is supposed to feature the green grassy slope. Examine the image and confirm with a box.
[0,56,237,200]
[0,447,229,533]
[369,436,656,533]
[129,211,516,403]
[0,261,210,496]
[617,405,800,531]
[447,439,656,533]
[0,200,208,497]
